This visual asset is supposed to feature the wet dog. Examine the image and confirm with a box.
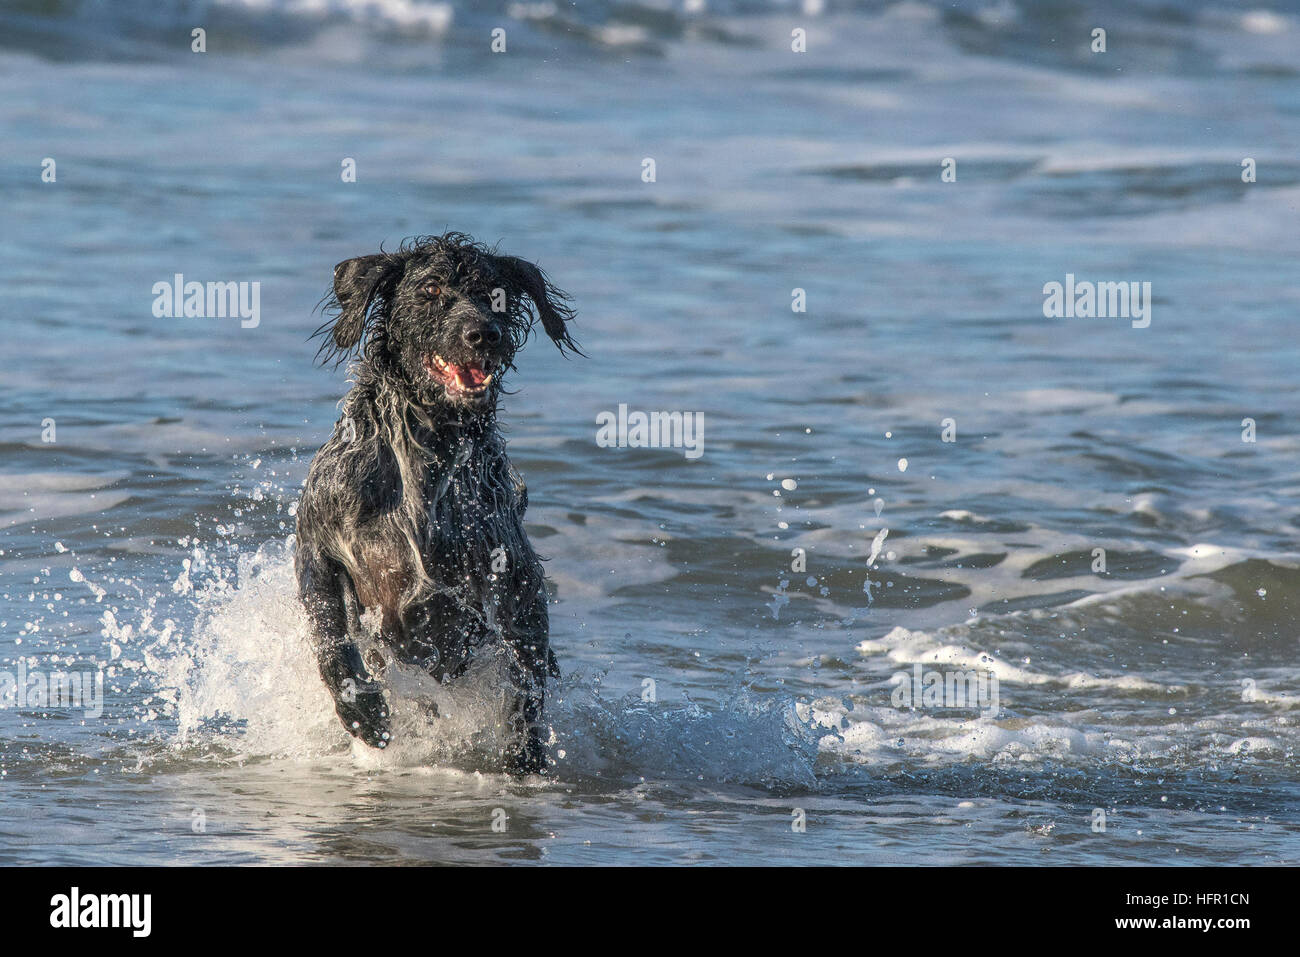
[295,233,578,774]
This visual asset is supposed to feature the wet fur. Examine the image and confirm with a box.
[294,233,577,774]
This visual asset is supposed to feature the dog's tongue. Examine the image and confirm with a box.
[451,361,488,388]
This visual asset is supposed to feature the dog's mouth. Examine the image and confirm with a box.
[422,353,497,399]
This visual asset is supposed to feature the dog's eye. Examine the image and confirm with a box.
[423,283,442,298]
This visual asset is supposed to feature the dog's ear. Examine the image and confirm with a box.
[314,254,401,366]
[331,254,393,349]
[494,255,582,356]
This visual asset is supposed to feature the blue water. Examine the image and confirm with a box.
[1,0,1298,864]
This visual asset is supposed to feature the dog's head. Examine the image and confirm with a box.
[315,233,579,411]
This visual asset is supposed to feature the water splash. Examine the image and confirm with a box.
[139,539,826,790]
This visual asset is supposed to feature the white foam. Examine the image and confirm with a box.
[216,0,453,32]
[855,626,1176,692]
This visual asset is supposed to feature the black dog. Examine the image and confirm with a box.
[295,233,578,774]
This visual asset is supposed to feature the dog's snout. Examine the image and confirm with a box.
[462,322,502,348]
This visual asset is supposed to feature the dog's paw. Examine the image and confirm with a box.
[335,683,392,749]
[502,734,547,776]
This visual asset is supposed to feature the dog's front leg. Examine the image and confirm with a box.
[298,553,392,749]
[502,593,551,775]
[503,672,546,776]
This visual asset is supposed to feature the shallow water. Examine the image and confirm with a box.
[1,0,1299,865]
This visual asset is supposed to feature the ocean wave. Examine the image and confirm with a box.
[4,0,1291,69]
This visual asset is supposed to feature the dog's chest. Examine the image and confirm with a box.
[346,438,533,615]
[423,444,522,542]
[406,444,543,608]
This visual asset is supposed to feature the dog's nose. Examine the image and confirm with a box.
[462,323,502,348]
